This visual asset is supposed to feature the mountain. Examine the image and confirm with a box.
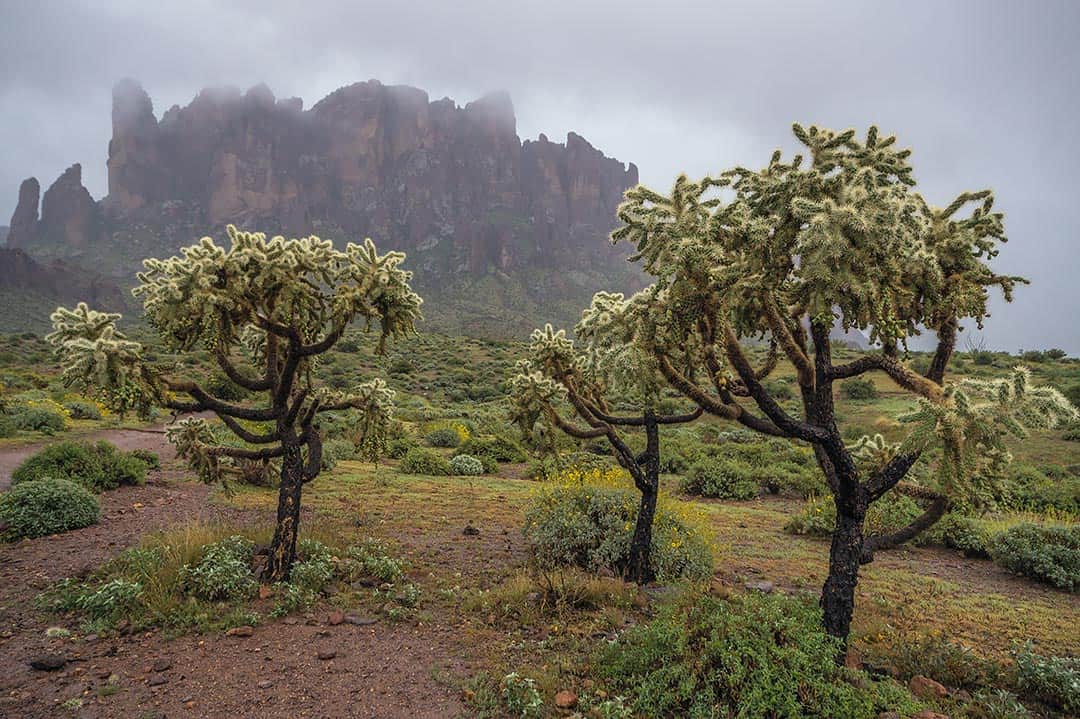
[5,79,641,337]
[0,247,127,333]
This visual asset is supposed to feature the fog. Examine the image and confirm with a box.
[2,0,1077,351]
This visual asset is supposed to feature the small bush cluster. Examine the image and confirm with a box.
[525,451,615,481]
[12,407,67,434]
[425,427,462,448]
[400,447,452,475]
[449,454,485,476]
[181,536,259,601]
[64,400,102,420]
[841,377,878,400]
[680,457,758,500]
[38,526,419,634]
[12,440,152,492]
[1014,643,1080,714]
[384,436,419,459]
[459,435,527,463]
[987,523,1079,591]
[0,477,100,540]
[599,592,919,718]
[523,467,714,582]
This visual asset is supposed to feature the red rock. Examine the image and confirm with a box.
[327,610,345,626]
[8,78,639,334]
[225,626,254,637]
[258,585,273,600]
[909,675,948,700]
[554,690,578,709]
[912,711,950,719]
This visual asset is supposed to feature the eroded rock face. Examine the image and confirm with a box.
[98,79,638,280]
[6,178,40,248]
[7,78,641,336]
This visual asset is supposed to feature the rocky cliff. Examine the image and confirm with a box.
[5,79,640,336]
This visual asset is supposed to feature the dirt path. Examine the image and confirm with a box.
[0,427,177,491]
[0,447,466,718]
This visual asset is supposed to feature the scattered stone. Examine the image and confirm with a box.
[83,634,99,644]
[744,581,774,594]
[844,647,862,671]
[345,615,378,626]
[554,690,578,709]
[327,610,345,626]
[912,712,950,719]
[462,524,480,536]
[596,566,616,579]
[525,592,542,604]
[909,675,948,700]
[258,585,273,600]
[257,680,274,689]
[152,658,172,673]
[147,675,168,687]
[317,650,337,661]
[115,619,131,635]
[282,617,299,626]
[877,713,901,719]
[29,655,67,671]
[226,626,254,637]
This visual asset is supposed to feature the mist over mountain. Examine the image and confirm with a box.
[4,78,641,337]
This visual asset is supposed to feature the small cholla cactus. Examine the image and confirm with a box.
[48,225,422,581]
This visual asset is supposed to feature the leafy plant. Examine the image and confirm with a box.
[523,467,714,582]
[425,427,462,448]
[11,440,147,492]
[1014,644,1079,713]
[12,407,67,433]
[842,377,878,400]
[987,524,1079,591]
[681,457,759,500]
[0,477,100,540]
[449,453,485,476]
[400,447,452,476]
[180,535,258,601]
[600,592,919,718]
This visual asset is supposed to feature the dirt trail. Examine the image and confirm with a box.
[0,426,177,491]
[0,442,466,718]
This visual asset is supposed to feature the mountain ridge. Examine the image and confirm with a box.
[4,78,641,337]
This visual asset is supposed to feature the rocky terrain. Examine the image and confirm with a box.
[4,79,640,336]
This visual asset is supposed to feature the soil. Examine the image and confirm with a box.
[0,430,466,719]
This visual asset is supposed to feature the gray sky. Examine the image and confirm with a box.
[2,0,1078,353]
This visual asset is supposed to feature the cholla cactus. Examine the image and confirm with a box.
[510,308,702,584]
[602,124,1063,642]
[48,225,422,581]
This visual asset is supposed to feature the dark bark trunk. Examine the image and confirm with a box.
[821,495,865,643]
[861,493,949,563]
[626,479,658,584]
[263,444,304,582]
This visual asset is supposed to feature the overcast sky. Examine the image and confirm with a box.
[2,0,1078,352]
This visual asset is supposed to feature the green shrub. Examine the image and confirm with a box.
[425,428,461,448]
[525,452,614,481]
[12,408,67,433]
[11,440,147,492]
[927,513,990,558]
[385,437,418,459]
[449,454,485,476]
[180,536,258,601]
[599,592,918,719]
[0,478,100,540]
[866,634,1007,690]
[523,467,714,582]
[784,493,924,539]
[1014,644,1079,714]
[128,449,161,470]
[76,578,144,621]
[64,400,101,420]
[321,438,358,470]
[204,372,250,401]
[400,447,452,476]
[987,523,1079,591]
[681,457,758,500]
[841,377,878,400]
[0,415,15,438]
[1063,425,1080,442]
[459,435,527,463]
